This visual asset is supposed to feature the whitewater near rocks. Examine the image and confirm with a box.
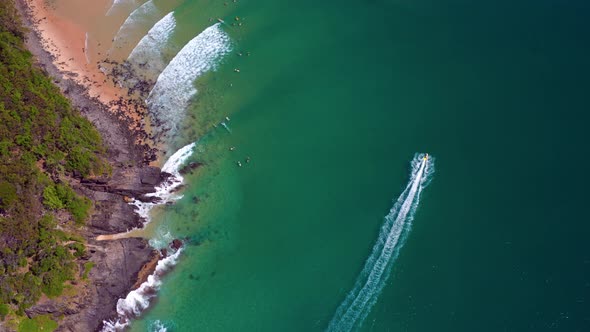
[102,142,197,331]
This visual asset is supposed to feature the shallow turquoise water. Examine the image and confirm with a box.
[118,0,590,331]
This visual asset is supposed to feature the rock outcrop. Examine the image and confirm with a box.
[81,166,169,198]
[13,0,169,330]
[58,239,155,332]
[179,161,203,175]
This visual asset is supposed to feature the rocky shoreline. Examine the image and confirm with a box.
[14,1,168,330]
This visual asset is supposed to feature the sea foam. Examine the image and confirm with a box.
[101,143,197,331]
[147,23,232,139]
[101,249,182,331]
[150,320,169,332]
[109,0,161,57]
[106,0,139,16]
[125,11,176,76]
[131,142,196,225]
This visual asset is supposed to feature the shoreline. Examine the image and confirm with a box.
[14,0,170,330]
[22,0,159,159]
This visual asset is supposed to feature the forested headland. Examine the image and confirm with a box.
[0,0,109,328]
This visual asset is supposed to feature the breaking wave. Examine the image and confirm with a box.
[327,153,434,331]
[101,249,182,331]
[101,143,197,331]
[109,0,161,57]
[147,23,232,140]
[150,320,171,332]
[131,142,196,224]
[125,11,176,75]
[106,0,139,16]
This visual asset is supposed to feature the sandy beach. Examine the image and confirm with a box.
[23,0,155,142]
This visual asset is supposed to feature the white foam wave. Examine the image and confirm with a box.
[131,142,196,224]
[125,11,176,75]
[151,320,168,332]
[100,143,196,331]
[106,0,138,16]
[327,153,435,331]
[101,249,182,331]
[147,23,232,138]
[148,228,173,249]
[109,0,161,55]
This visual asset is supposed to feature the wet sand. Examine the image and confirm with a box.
[24,0,155,138]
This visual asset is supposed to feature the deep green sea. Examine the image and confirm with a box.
[105,0,590,331]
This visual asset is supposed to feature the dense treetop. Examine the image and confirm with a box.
[0,0,109,324]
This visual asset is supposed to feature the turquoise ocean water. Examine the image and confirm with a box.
[103,0,590,331]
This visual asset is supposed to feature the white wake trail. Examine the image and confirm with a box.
[327,153,434,331]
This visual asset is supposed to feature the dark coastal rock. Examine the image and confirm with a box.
[25,302,80,319]
[131,249,161,290]
[136,194,161,204]
[88,191,143,233]
[63,238,155,332]
[179,161,203,175]
[84,165,165,198]
[139,167,161,185]
[80,177,110,193]
[23,239,155,332]
[25,303,59,318]
[12,1,172,331]
[170,239,183,250]
[169,184,185,194]
[81,177,109,185]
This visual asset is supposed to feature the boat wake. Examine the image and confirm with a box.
[327,153,434,331]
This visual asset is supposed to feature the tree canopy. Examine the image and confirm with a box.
[0,0,108,320]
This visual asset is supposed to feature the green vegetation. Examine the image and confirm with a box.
[18,314,58,332]
[82,262,94,280]
[43,183,92,225]
[0,303,9,320]
[0,181,17,209]
[0,0,109,322]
